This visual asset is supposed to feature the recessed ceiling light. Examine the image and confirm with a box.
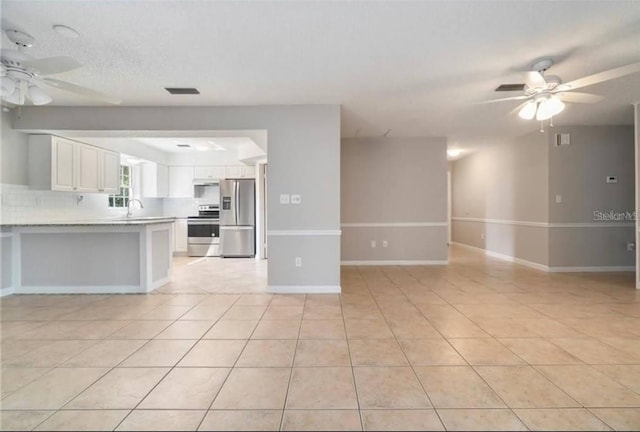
[213,144,226,151]
[53,25,80,39]
[196,145,210,152]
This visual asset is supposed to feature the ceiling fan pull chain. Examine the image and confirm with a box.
[549,117,554,128]
[540,121,544,133]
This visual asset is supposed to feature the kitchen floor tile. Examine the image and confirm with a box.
[349,338,408,366]
[475,365,579,408]
[178,339,246,367]
[387,318,442,339]
[199,410,283,431]
[251,320,301,339]
[262,305,304,320]
[437,408,528,431]
[299,319,346,339]
[139,367,230,409]
[211,368,290,410]
[281,410,362,431]
[119,339,195,367]
[154,320,215,339]
[203,320,258,339]
[65,367,168,409]
[286,367,358,409]
[549,337,639,364]
[449,338,525,365]
[590,408,640,431]
[361,409,444,431]
[498,337,582,365]
[514,408,612,431]
[0,367,51,398]
[399,338,467,366]
[344,319,394,339]
[62,339,146,367]
[221,305,267,320]
[1,367,109,410]
[294,339,351,366]
[0,411,53,431]
[592,364,640,393]
[536,365,640,407]
[236,339,297,367]
[107,320,172,339]
[116,410,206,431]
[353,366,431,409]
[34,410,129,431]
[415,366,506,408]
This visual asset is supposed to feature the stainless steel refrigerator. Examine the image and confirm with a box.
[219,179,255,257]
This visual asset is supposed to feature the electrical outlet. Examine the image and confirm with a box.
[280,194,290,204]
[382,240,388,248]
[555,194,562,204]
[291,194,301,204]
[295,257,302,267]
[371,240,376,248]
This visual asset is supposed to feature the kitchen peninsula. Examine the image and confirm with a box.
[1,217,174,295]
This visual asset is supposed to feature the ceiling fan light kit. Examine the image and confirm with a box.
[485,57,640,126]
[1,28,120,106]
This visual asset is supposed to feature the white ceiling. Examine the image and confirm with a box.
[2,1,640,154]
[134,137,257,153]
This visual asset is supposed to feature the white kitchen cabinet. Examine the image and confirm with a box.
[173,218,188,253]
[225,165,255,179]
[141,162,169,198]
[100,150,120,193]
[194,166,225,180]
[28,135,120,193]
[168,166,195,198]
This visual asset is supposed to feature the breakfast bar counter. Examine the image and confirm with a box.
[0,217,175,295]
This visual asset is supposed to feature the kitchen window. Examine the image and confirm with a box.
[109,165,132,208]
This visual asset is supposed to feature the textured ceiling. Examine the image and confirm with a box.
[2,0,640,153]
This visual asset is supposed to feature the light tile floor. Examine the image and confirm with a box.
[2,245,640,430]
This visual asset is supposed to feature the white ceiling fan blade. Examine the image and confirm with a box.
[561,62,640,91]
[524,71,546,89]
[475,95,529,105]
[555,92,604,104]
[42,77,121,104]
[22,56,82,75]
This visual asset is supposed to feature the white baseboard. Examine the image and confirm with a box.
[452,242,550,272]
[0,287,15,297]
[268,285,341,294]
[548,266,635,273]
[15,285,147,294]
[150,276,171,291]
[341,260,448,266]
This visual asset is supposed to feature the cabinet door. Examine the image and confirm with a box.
[241,165,255,178]
[174,219,188,253]
[157,164,169,197]
[51,137,76,191]
[76,144,100,192]
[225,165,242,178]
[100,150,120,193]
[168,166,195,198]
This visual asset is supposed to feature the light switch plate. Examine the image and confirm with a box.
[291,194,301,204]
[280,194,290,204]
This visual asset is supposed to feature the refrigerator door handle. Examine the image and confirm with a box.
[234,180,239,226]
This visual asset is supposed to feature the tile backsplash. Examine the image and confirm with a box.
[0,183,163,224]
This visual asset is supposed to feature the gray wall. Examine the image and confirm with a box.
[11,105,341,290]
[1,110,29,185]
[341,137,448,262]
[452,131,550,266]
[452,125,635,270]
[548,125,635,268]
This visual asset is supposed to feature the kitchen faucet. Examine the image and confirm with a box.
[126,198,144,218]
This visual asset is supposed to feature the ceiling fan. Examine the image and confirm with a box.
[480,58,640,122]
[0,29,121,106]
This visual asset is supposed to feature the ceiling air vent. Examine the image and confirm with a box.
[176,144,191,148]
[495,83,526,92]
[165,87,200,95]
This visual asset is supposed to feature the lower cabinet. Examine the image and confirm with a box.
[174,218,188,253]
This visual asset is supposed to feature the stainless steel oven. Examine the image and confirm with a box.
[187,205,220,257]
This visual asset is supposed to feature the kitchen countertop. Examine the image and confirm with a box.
[1,216,176,227]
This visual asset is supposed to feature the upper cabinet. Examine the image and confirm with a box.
[168,166,195,198]
[194,166,226,180]
[29,135,120,194]
[141,162,169,198]
[225,165,254,179]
